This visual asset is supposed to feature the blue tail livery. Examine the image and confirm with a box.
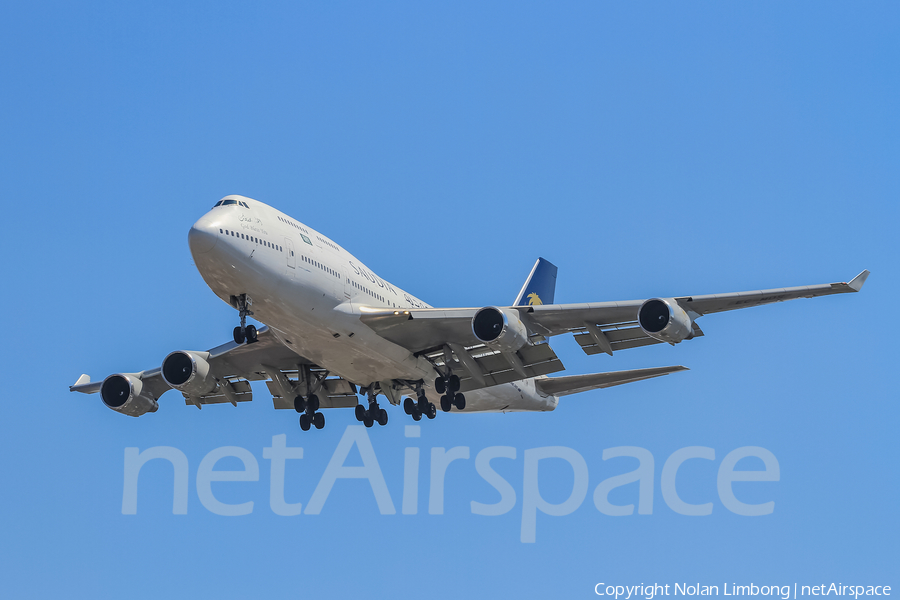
[513,257,558,306]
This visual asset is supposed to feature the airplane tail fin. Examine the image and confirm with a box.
[513,257,558,307]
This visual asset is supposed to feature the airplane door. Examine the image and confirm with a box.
[342,275,352,305]
[285,238,296,269]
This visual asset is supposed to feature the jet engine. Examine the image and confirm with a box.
[161,351,219,396]
[100,374,159,417]
[472,306,530,352]
[638,298,694,344]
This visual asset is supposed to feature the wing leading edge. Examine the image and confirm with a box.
[70,326,359,414]
[358,269,869,373]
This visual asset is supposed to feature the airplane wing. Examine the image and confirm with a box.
[358,270,869,383]
[526,269,869,356]
[69,326,358,415]
[357,306,567,392]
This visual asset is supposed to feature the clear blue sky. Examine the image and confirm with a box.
[0,2,896,598]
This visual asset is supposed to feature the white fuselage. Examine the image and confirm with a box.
[188,195,558,413]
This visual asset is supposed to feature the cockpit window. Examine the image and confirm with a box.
[214,198,249,207]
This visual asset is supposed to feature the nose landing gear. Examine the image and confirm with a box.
[230,294,257,344]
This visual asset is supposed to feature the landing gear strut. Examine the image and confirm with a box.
[436,375,465,412]
[296,394,324,431]
[231,294,257,344]
[404,384,436,421]
[355,388,388,428]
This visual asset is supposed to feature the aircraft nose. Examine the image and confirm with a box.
[188,216,218,254]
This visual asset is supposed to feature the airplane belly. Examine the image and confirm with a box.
[441,379,559,413]
[251,284,434,386]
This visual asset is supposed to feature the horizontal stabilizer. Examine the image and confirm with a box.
[535,365,688,397]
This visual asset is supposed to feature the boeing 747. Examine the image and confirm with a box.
[70,195,869,431]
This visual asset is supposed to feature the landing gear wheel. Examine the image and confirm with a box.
[363,414,374,428]
[417,396,429,414]
[299,414,311,431]
[377,408,388,426]
[448,375,460,393]
[313,412,325,429]
[426,402,437,419]
[440,395,452,412]
[454,393,466,410]
[404,397,416,415]
[412,411,422,421]
[355,405,366,421]
[435,377,446,394]
[232,294,254,345]
[307,394,320,413]
[293,396,306,413]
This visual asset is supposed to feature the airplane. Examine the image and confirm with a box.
[69,195,870,431]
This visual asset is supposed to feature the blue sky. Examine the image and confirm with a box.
[0,2,896,598]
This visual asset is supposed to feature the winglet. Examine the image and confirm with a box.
[70,374,102,394]
[848,269,870,292]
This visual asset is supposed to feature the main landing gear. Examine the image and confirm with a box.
[231,293,258,344]
[404,386,436,421]
[355,388,388,428]
[295,394,325,431]
[435,374,466,412]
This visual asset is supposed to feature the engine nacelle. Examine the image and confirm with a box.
[638,298,694,344]
[472,306,530,352]
[100,374,159,417]
[161,351,218,396]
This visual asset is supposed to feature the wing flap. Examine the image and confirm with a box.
[359,307,480,354]
[267,376,359,410]
[425,342,565,392]
[185,379,253,406]
[572,321,704,355]
[576,332,664,355]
